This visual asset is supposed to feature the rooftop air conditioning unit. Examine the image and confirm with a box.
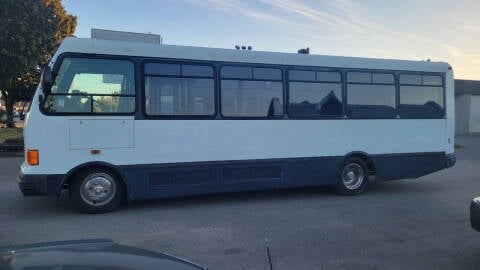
[91,28,162,44]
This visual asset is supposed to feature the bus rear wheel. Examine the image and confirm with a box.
[335,157,368,195]
[69,168,125,213]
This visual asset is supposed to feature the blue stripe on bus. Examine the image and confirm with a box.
[118,152,446,200]
[19,152,449,200]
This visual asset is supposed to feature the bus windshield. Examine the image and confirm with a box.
[43,57,136,114]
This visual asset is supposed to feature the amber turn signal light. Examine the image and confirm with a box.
[27,150,39,166]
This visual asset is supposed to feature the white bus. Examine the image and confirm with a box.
[18,37,456,213]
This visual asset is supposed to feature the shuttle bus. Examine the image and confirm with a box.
[18,37,456,213]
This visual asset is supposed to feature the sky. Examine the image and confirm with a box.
[63,0,480,80]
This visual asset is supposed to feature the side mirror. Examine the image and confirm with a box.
[41,66,53,94]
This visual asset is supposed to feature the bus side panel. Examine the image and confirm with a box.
[121,165,218,200]
[282,157,342,187]
[119,157,343,201]
[372,152,447,181]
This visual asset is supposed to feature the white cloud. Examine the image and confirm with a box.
[462,24,480,32]
[184,0,479,78]
[258,0,382,34]
[472,59,480,66]
[440,44,466,59]
[185,0,307,29]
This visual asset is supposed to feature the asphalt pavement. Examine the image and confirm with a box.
[0,136,479,269]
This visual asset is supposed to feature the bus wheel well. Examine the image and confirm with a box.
[61,163,127,195]
[344,152,376,176]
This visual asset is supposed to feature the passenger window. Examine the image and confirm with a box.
[289,82,343,117]
[221,66,283,117]
[347,72,396,118]
[399,74,422,85]
[144,63,215,116]
[43,58,135,114]
[221,66,252,79]
[145,63,180,76]
[372,73,394,84]
[316,72,341,82]
[181,65,213,77]
[347,72,371,83]
[253,68,282,81]
[289,70,315,81]
[399,74,444,118]
[221,81,283,117]
[288,70,343,118]
[422,75,443,86]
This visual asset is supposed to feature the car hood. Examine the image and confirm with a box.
[0,239,206,270]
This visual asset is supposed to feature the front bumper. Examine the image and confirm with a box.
[471,197,480,232]
[17,171,63,196]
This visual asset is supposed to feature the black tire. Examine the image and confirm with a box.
[334,157,368,195]
[69,167,125,213]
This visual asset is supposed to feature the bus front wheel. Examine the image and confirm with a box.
[69,168,125,213]
[335,157,368,195]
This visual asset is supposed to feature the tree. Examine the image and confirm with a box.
[0,0,77,127]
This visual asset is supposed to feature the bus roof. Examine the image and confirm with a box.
[51,37,450,73]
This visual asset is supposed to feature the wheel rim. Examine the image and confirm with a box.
[341,163,365,190]
[80,173,116,206]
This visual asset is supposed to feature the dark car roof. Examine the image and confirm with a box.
[0,239,206,270]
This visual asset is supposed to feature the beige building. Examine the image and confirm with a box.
[455,79,480,134]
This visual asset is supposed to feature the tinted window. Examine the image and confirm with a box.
[253,68,282,80]
[347,72,371,83]
[399,86,444,118]
[289,82,343,117]
[372,73,394,84]
[181,65,213,77]
[221,66,252,79]
[221,80,283,117]
[144,63,215,116]
[289,70,315,81]
[43,58,135,114]
[347,84,396,118]
[346,72,397,118]
[399,73,444,118]
[145,63,180,76]
[423,75,442,86]
[399,74,422,85]
[145,77,214,116]
[317,72,341,82]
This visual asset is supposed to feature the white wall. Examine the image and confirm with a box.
[455,94,470,134]
[470,95,480,133]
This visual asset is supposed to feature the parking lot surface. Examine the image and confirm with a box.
[1,136,480,269]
